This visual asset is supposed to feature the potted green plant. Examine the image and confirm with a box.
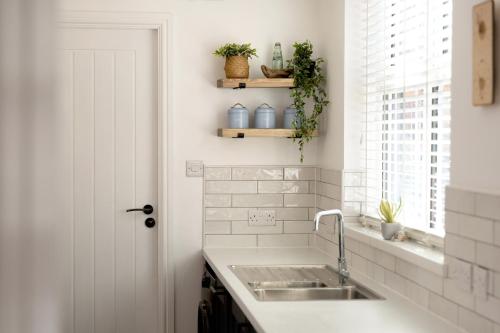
[214,43,258,79]
[288,41,329,162]
[378,198,403,240]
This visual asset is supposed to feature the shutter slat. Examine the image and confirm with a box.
[359,0,452,233]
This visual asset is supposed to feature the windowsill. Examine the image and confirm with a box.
[358,215,445,247]
[344,223,446,276]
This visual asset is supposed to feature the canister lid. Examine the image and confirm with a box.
[284,105,298,114]
[255,103,275,113]
[228,103,248,113]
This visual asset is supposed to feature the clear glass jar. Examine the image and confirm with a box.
[272,42,283,70]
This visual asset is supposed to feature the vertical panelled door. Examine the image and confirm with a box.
[60,27,160,333]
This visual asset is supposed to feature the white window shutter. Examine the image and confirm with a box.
[359,0,452,234]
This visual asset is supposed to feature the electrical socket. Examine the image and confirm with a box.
[249,209,276,226]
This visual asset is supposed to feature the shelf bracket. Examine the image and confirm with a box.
[233,82,247,89]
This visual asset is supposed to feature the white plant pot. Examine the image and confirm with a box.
[381,222,401,240]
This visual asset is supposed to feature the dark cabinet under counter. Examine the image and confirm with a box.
[199,262,256,333]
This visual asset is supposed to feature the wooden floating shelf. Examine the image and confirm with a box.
[218,128,319,138]
[217,78,294,89]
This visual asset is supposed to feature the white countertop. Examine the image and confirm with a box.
[203,247,463,333]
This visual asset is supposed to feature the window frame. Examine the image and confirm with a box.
[358,0,452,237]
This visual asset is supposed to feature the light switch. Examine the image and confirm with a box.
[186,160,204,177]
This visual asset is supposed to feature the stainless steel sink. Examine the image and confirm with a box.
[229,264,384,302]
[248,280,327,289]
[252,285,378,301]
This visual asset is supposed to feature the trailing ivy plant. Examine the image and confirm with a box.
[288,41,329,162]
[213,43,258,58]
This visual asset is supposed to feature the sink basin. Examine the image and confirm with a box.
[229,264,384,302]
[252,285,377,301]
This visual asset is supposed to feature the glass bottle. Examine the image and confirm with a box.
[272,42,283,70]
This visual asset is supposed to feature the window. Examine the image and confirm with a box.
[359,0,452,235]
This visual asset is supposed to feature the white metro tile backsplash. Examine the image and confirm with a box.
[202,166,363,248]
[312,170,500,333]
[231,167,283,180]
[205,207,249,221]
[319,168,342,185]
[202,166,500,333]
[428,293,459,324]
[204,221,231,234]
[283,220,314,233]
[473,265,489,299]
[258,180,310,194]
[204,167,231,180]
[447,257,472,291]
[204,194,231,207]
[203,166,318,248]
[232,220,283,234]
[205,180,257,194]
[275,208,309,220]
[283,194,315,207]
[284,167,316,180]
[231,194,283,207]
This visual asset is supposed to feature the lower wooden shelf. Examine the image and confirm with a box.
[217,128,319,138]
[217,78,294,89]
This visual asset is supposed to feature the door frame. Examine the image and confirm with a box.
[59,11,174,333]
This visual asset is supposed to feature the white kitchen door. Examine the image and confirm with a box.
[59,26,160,333]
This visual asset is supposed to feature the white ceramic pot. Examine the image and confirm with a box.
[381,222,401,240]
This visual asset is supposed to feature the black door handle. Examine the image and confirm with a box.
[126,204,154,215]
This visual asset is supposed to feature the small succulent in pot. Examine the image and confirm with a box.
[378,198,403,240]
[214,43,258,79]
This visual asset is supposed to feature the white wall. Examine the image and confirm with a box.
[450,0,500,194]
[316,0,346,170]
[316,0,364,172]
[58,1,324,332]
[343,0,366,171]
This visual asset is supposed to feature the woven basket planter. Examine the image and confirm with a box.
[224,56,249,79]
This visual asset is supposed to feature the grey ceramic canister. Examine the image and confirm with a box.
[227,103,249,129]
[283,105,301,129]
[254,103,276,129]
